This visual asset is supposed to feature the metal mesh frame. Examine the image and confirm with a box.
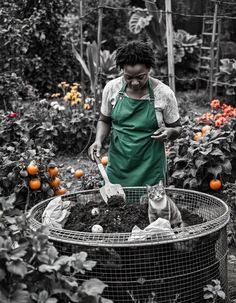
[28,187,230,303]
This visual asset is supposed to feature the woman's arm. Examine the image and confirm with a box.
[88,114,111,160]
[151,119,182,142]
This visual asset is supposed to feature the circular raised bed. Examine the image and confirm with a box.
[28,187,230,303]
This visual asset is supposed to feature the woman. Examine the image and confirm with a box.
[88,41,181,186]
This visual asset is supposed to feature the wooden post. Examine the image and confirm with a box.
[165,0,175,93]
[79,0,85,103]
[209,1,218,101]
[95,0,103,103]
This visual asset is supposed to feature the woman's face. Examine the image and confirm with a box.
[123,64,150,91]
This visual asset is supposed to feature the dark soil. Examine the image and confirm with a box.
[64,198,204,233]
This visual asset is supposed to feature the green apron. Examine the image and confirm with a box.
[106,81,166,187]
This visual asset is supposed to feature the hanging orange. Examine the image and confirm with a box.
[49,177,61,188]
[27,164,39,175]
[48,166,59,177]
[54,187,66,196]
[209,179,222,191]
[74,169,84,178]
[201,125,211,134]
[29,178,41,190]
[193,132,203,141]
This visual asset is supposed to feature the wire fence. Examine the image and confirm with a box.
[78,2,236,20]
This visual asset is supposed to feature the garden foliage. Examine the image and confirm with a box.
[0,86,98,206]
[0,198,111,303]
[215,58,236,97]
[167,100,236,191]
[0,0,81,108]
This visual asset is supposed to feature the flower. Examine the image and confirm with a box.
[51,101,60,109]
[9,112,17,118]
[51,93,61,98]
[210,99,221,109]
[84,104,91,110]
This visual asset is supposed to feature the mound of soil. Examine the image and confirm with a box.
[64,198,204,233]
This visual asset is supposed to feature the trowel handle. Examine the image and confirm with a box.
[94,155,110,184]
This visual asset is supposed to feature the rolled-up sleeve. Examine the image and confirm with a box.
[163,90,180,124]
[100,82,113,117]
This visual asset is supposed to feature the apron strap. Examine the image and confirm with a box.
[148,81,155,102]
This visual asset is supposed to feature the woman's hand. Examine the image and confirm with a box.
[151,127,168,142]
[88,141,102,161]
[151,127,180,142]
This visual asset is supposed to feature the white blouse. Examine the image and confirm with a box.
[100,76,180,127]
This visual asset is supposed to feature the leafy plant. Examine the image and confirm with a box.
[0,198,112,303]
[129,2,166,55]
[223,181,236,247]
[167,100,236,191]
[215,58,236,96]
[72,42,119,95]
[203,279,226,302]
[162,29,202,89]
[0,92,99,206]
[0,0,81,101]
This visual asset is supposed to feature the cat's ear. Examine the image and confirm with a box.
[146,184,151,190]
[158,180,164,186]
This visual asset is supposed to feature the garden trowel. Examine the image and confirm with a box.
[94,155,126,204]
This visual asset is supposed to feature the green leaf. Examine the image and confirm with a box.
[81,279,108,296]
[207,166,222,178]
[86,43,96,94]
[195,159,207,168]
[217,290,226,299]
[174,157,187,165]
[47,245,58,262]
[129,11,152,34]
[6,260,27,278]
[10,243,28,260]
[199,145,212,155]
[8,289,30,303]
[0,268,6,281]
[72,45,91,78]
[203,292,214,299]
[38,290,49,303]
[210,148,224,156]
[171,170,186,179]
[83,260,97,271]
[0,193,16,210]
[221,159,232,174]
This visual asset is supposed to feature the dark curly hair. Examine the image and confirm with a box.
[115,41,155,69]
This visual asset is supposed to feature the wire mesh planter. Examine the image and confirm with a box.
[28,187,230,303]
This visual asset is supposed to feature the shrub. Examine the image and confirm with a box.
[0,198,111,303]
[0,0,81,103]
[167,99,236,191]
[215,58,236,103]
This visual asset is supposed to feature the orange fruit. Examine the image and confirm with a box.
[29,178,41,190]
[209,179,222,191]
[201,125,211,134]
[101,156,108,166]
[74,169,84,178]
[48,166,59,177]
[193,132,202,141]
[49,177,61,188]
[27,164,39,175]
[54,187,66,195]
